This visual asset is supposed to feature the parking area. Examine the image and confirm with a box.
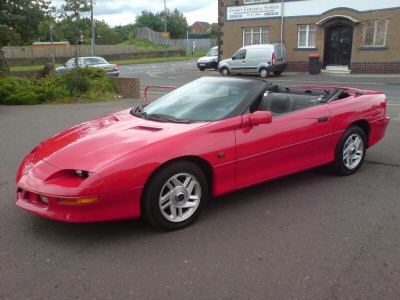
[1,64,400,299]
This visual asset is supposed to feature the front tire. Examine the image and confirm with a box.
[142,161,208,230]
[333,126,367,175]
[199,67,205,71]
[260,68,269,78]
[220,67,230,76]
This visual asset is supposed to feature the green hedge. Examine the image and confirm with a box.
[0,68,116,105]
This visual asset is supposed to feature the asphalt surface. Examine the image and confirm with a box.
[1,61,400,299]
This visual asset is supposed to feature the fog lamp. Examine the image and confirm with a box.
[39,195,49,204]
[74,170,90,179]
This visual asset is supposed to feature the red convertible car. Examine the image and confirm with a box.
[16,77,390,230]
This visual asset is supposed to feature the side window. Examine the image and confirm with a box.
[233,49,247,60]
[78,59,84,67]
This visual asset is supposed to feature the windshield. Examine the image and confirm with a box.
[141,79,252,122]
[84,57,108,66]
[206,48,218,56]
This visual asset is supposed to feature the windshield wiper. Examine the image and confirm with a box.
[130,105,147,119]
[147,113,191,124]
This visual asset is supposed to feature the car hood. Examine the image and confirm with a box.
[219,58,232,64]
[33,109,208,172]
[198,56,218,63]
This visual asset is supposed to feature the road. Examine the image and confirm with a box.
[0,61,400,299]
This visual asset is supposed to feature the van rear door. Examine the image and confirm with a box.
[273,44,286,64]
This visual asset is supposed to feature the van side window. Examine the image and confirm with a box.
[233,49,247,60]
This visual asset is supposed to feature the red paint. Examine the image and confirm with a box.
[16,85,390,223]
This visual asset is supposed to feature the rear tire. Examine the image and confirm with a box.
[142,161,208,230]
[260,68,269,78]
[274,71,282,76]
[220,67,230,76]
[333,126,367,176]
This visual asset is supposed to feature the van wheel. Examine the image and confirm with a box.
[220,67,230,76]
[274,71,282,76]
[260,68,269,78]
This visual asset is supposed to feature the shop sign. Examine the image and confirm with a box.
[227,3,282,21]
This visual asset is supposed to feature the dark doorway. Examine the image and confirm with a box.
[324,26,353,66]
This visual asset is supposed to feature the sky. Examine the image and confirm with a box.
[53,0,218,27]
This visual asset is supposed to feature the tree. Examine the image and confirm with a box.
[0,0,53,45]
[61,0,91,65]
[136,11,164,32]
[160,9,188,39]
[136,9,189,39]
[114,24,137,42]
[61,0,91,43]
[210,23,218,39]
[95,21,120,45]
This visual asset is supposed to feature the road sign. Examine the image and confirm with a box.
[161,32,170,39]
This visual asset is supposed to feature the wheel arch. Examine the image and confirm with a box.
[141,156,214,210]
[349,119,371,147]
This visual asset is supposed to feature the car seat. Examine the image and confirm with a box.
[259,93,296,115]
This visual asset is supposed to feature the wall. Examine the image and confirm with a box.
[110,78,141,99]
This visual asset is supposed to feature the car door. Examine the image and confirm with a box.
[230,49,247,73]
[235,105,334,188]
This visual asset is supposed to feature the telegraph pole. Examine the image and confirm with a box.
[49,23,55,65]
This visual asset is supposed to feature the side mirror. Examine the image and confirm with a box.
[249,111,272,126]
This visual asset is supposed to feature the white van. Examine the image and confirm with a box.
[197,46,219,71]
[218,44,287,78]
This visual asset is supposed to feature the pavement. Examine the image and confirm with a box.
[0,60,400,299]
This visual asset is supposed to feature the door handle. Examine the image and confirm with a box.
[318,116,329,123]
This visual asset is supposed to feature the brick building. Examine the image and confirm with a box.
[191,21,211,34]
[218,0,400,73]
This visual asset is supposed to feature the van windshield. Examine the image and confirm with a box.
[206,48,218,56]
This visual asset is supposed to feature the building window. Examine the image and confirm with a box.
[363,20,388,47]
[298,25,317,48]
[243,27,269,46]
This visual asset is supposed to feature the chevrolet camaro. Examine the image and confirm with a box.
[16,77,390,230]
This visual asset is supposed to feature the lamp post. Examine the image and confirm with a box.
[90,0,95,55]
[164,0,167,34]
[164,0,168,55]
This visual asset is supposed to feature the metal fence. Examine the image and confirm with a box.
[136,27,217,52]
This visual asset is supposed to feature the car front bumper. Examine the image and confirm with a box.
[197,61,218,69]
[107,71,120,77]
[16,186,142,223]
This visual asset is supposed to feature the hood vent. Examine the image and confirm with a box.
[131,125,163,132]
